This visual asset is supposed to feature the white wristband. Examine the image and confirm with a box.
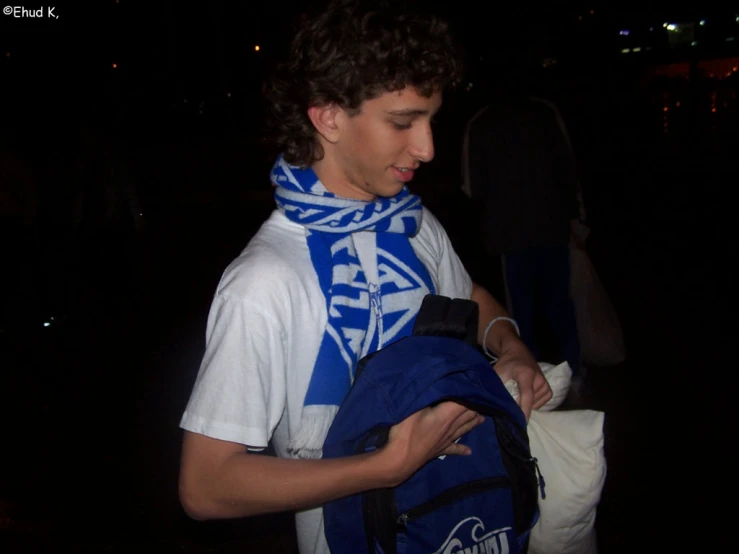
[483,316,520,362]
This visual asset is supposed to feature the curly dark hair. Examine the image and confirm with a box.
[263,0,463,167]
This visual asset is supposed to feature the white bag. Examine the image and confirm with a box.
[505,363,606,554]
[569,231,626,366]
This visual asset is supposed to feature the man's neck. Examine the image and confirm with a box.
[311,157,376,202]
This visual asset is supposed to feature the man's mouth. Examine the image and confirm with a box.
[392,167,415,183]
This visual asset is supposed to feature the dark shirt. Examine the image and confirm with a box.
[466,96,579,256]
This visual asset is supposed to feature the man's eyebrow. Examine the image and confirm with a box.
[385,109,430,116]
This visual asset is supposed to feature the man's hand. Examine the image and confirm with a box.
[493,340,552,420]
[383,402,484,485]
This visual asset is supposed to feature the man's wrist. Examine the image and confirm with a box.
[483,318,521,359]
[361,447,404,489]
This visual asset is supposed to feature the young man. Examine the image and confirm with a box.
[179,1,552,552]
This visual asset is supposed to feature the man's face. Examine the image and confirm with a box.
[317,87,442,201]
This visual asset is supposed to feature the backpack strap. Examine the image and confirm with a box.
[411,294,479,347]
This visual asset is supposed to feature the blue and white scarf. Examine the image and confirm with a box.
[271,155,436,458]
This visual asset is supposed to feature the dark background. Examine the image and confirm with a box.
[2,1,738,552]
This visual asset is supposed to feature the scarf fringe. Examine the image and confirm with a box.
[287,405,340,459]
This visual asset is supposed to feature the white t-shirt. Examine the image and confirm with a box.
[180,207,473,554]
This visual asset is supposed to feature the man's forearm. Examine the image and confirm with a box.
[179,432,396,521]
[470,282,522,356]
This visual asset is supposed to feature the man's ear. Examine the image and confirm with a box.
[307,104,341,144]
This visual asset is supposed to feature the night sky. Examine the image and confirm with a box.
[2,2,738,553]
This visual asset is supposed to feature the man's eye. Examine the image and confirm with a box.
[391,121,412,130]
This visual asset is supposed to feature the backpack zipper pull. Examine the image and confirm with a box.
[531,457,546,500]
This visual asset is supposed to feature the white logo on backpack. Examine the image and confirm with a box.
[433,517,511,554]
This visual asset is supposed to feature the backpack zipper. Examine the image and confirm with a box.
[495,418,546,500]
[396,477,511,527]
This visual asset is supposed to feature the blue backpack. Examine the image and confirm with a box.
[323,295,544,554]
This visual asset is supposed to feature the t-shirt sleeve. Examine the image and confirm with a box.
[179,292,287,450]
[421,208,473,300]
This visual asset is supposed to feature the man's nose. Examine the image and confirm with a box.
[409,122,435,163]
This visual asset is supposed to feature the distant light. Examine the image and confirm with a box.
[692,41,698,46]
[621,48,631,54]
[43,322,51,328]
[712,107,717,113]
[699,20,706,26]
[663,22,668,28]
[578,15,582,21]
[589,9,594,15]
[227,92,232,97]
[666,24,677,32]
[728,37,736,42]
[736,16,739,23]
[632,47,642,52]
[254,45,260,52]
[733,66,738,72]
[5,52,9,58]
[649,27,654,32]
[676,101,681,107]
[112,63,117,68]
[619,30,630,36]
[184,98,188,103]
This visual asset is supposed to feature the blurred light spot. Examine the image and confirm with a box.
[666,24,677,32]
[699,20,706,26]
[619,30,630,36]
[227,92,232,97]
[632,47,642,52]
[649,27,654,32]
[589,9,594,15]
[254,45,260,52]
[621,48,631,54]
[676,101,681,107]
[43,322,51,328]
[692,41,698,46]
[663,106,669,112]
[112,63,117,68]
[727,37,736,42]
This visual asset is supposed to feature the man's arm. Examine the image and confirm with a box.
[470,282,552,419]
[180,401,483,520]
